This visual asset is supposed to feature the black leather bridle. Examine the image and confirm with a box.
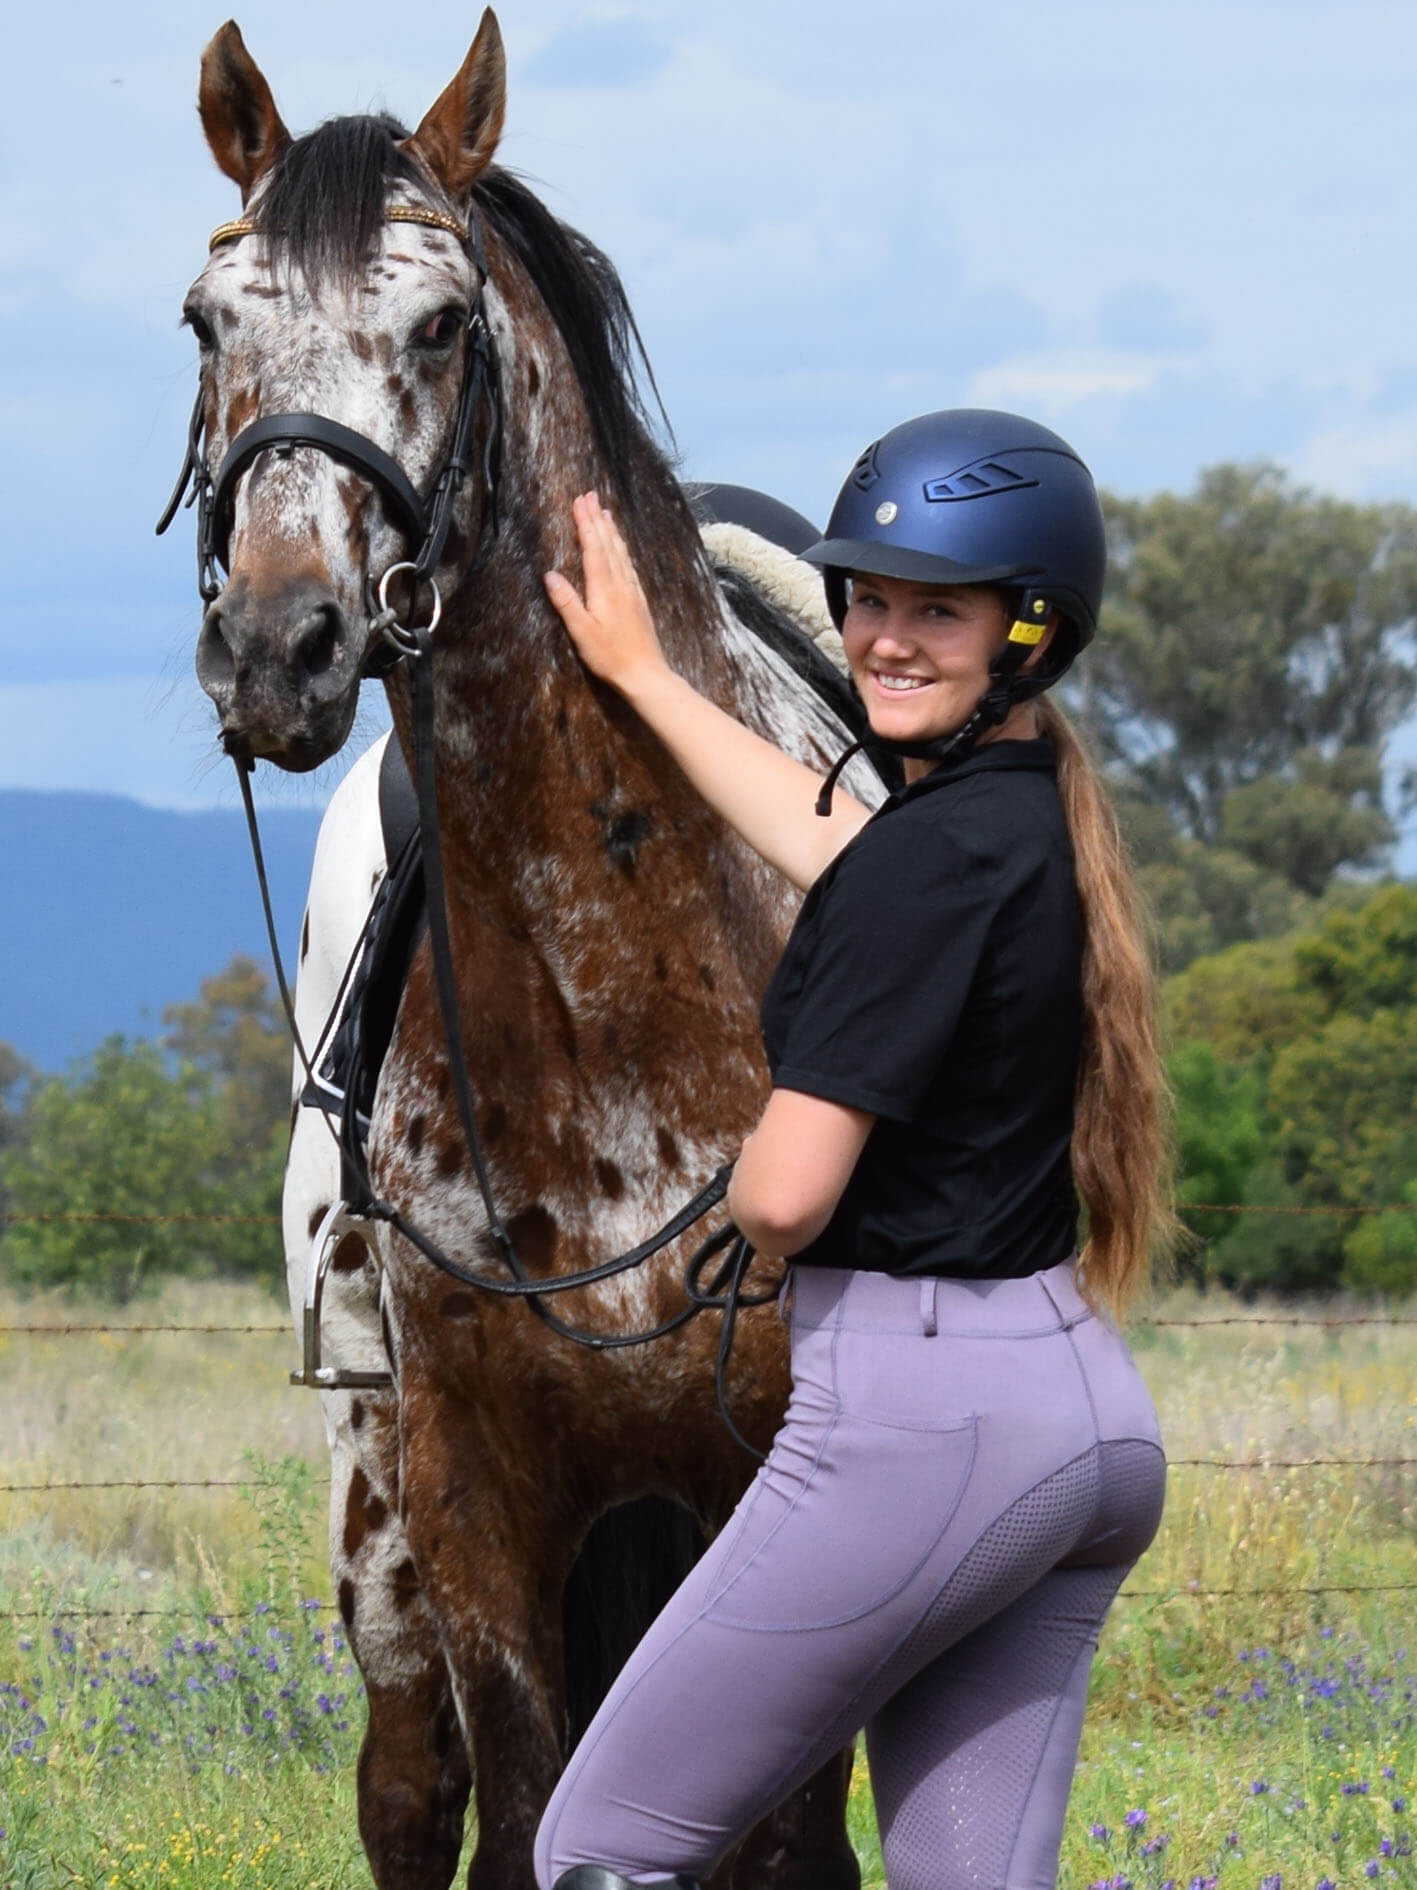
[160,197,769,1456]
[157,204,503,640]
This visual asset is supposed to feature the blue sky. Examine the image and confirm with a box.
[3,0,1417,860]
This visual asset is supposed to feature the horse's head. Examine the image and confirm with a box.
[180,14,506,769]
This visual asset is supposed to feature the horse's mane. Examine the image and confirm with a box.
[254,116,675,491]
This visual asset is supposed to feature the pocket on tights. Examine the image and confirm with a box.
[704,1411,977,1632]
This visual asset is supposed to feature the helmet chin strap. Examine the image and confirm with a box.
[815,588,1052,817]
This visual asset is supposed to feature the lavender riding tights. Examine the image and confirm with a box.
[535,1261,1166,1890]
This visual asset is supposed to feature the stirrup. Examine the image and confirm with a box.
[553,1868,701,1890]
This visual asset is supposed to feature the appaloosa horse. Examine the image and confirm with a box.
[177,15,882,1890]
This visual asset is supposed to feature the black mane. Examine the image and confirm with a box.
[254,115,673,482]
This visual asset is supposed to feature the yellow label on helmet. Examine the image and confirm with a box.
[1007,618,1047,645]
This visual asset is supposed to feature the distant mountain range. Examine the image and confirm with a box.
[1,791,324,1070]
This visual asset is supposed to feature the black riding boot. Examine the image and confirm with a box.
[553,1868,701,1890]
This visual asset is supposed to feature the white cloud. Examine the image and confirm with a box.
[967,352,1161,417]
[1290,412,1417,501]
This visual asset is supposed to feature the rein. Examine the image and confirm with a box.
[164,196,770,1457]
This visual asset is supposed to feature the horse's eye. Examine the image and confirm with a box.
[413,307,465,352]
[184,306,216,352]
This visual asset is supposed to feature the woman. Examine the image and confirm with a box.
[534,410,1171,1890]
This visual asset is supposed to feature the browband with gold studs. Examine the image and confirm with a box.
[208,204,470,253]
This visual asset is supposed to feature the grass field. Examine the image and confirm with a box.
[0,1277,1412,1889]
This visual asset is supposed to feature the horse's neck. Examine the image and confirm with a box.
[386,247,859,1016]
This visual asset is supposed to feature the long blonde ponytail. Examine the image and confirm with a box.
[1035,697,1176,1318]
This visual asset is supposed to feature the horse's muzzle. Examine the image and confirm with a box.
[196,572,363,770]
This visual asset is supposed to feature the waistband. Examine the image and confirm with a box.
[789,1260,1092,1338]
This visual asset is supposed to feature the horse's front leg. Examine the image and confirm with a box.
[329,1372,473,1890]
[397,1373,569,1890]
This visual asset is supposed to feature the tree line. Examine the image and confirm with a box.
[1,461,1415,1300]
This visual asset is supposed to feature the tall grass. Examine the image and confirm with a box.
[0,1278,1412,1888]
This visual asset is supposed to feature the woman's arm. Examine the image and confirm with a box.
[545,491,872,891]
[726,1087,875,1256]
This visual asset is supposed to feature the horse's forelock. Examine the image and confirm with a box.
[254,114,425,287]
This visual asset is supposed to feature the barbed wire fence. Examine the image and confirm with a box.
[0,1199,1413,1625]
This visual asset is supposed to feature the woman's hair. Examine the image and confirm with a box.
[1034,695,1176,1319]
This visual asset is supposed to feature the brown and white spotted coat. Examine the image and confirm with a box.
[191,15,878,1890]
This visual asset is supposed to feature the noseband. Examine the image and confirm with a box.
[156,200,503,667]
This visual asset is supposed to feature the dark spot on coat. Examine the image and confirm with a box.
[481,1102,507,1142]
[605,809,653,872]
[436,1141,463,1179]
[653,953,669,983]
[350,1399,365,1430]
[243,280,283,299]
[527,356,541,396]
[331,1232,367,1274]
[398,388,416,431]
[307,1204,331,1240]
[440,1291,477,1318]
[350,331,373,363]
[594,1158,624,1200]
[602,1021,620,1056]
[338,1577,356,1627]
[390,1558,419,1611]
[501,1203,557,1274]
[343,1464,388,1557]
[300,912,310,961]
[407,1112,426,1155]
[656,1126,681,1170]
[698,963,717,991]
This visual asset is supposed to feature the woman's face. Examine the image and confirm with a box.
[841,572,1019,749]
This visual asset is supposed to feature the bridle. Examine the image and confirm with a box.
[156,201,504,665]
[159,196,770,1455]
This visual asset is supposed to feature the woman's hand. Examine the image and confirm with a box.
[544,491,668,696]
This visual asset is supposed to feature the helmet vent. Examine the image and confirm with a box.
[924,460,1038,504]
[850,442,883,491]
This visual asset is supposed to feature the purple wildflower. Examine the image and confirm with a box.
[1124,1809,1147,1830]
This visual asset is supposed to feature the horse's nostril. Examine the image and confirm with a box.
[296,604,344,680]
[196,608,235,695]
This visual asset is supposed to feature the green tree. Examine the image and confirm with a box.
[163,952,291,1152]
[0,1042,37,1225]
[1163,882,1417,1295]
[0,1038,227,1301]
[0,957,291,1301]
[1074,466,1417,969]
[1088,464,1417,839]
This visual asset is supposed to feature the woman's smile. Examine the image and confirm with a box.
[843,572,1013,746]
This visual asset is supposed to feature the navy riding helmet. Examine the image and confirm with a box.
[800,411,1105,778]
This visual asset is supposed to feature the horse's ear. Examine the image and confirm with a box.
[198,22,290,202]
[404,10,507,203]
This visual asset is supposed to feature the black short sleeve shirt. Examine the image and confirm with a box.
[759,738,1081,1279]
